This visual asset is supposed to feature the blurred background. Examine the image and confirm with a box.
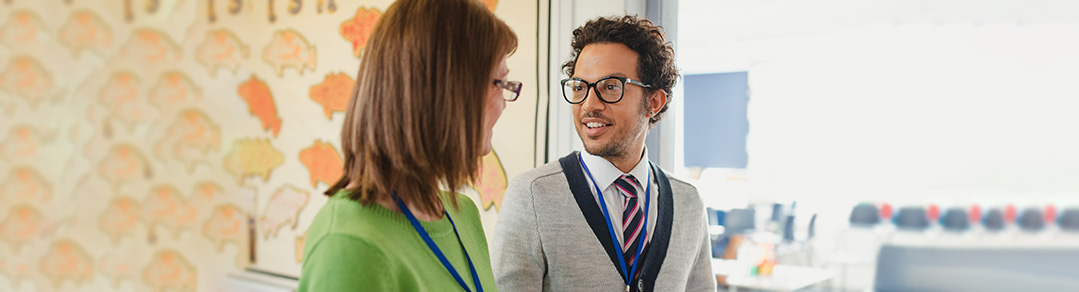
[2,0,1078,291]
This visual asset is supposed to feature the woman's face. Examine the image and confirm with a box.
[482,57,510,156]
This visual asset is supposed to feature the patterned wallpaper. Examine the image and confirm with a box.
[0,0,538,291]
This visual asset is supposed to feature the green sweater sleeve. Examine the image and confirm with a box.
[298,234,395,291]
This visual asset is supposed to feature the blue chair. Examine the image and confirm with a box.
[849,204,880,227]
[983,208,1006,231]
[1060,208,1079,231]
[894,207,929,231]
[1018,207,1044,232]
[940,207,970,232]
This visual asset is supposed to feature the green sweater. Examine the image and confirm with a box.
[298,190,497,292]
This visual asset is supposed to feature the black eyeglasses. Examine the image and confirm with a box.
[494,79,523,101]
[560,76,651,104]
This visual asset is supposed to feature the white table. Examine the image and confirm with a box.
[712,259,833,292]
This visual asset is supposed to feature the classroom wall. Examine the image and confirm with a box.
[0,0,541,291]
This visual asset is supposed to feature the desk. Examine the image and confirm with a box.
[712,259,833,292]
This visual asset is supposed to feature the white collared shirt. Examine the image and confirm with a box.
[579,148,658,245]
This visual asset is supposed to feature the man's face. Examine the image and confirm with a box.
[571,43,651,158]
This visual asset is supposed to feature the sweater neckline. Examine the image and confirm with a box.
[332,190,457,237]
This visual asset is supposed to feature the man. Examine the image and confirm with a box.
[492,15,714,292]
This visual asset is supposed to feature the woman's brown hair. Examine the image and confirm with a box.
[325,0,517,215]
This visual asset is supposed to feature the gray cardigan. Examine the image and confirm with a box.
[492,152,715,292]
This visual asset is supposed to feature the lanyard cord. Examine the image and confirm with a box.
[578,153,652,288]
[395,194,483,292]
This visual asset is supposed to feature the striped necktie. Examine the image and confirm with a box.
[614,174,645,277]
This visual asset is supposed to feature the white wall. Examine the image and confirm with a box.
[679,0,1079,209]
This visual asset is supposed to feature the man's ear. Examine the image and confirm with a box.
[647,89,668,117]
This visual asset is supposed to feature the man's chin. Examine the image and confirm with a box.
[582,142,618,158]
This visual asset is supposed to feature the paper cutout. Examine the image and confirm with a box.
[118,29,181,66]
[223,138,284,184]
[0,124,55,162]
[0,166,52,204]
[298,140,343,188]
[0,56,54,108]
[196,29,248,76]
[153,109,221,172]
[471,150,508,211]
[481,0,498,12]
[339,7,381,57]
[0,205,44,251]
[142,250,197,292]
[97,144,152,189]
[97,71,156,132]
[262,29,316,76]
[40,239,95,287]
[149,71,202,109]
[237,75,282,137]
[142,185,199,239]
[308,72,353,119]
[99,250,141,288]
[202,204,246,252]
[295,230,306,263]
[259,185,308,239]
[58,10,112,56]
[99,196,140,244]
[0,10,48,46]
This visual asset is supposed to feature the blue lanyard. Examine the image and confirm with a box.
[394,194,483,292]
[578,153,651,289]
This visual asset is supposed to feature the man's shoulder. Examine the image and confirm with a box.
[655,168,704,207]
[663,172,699,194]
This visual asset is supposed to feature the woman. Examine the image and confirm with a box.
[298,0,519,291]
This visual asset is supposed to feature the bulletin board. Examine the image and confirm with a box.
[0,0,541,291]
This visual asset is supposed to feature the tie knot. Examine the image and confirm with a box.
[615,175,641,198]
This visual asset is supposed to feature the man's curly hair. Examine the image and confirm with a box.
[562,15,678,126]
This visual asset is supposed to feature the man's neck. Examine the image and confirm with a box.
[605,146,646,174]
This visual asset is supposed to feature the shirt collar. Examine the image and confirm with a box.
[579,147,651,190]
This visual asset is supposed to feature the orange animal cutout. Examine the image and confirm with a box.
[0,56,54,108]
[98,71,156,132]
[99,196,141,244]
[223,138,284,184]
[148,71,202,110]
[99,251,140,288]
[471,150,508,211]
[202,204,246,253]
[0,124,56,162]
[0,166,52,204]
[259,185,309,239]
[481,0,498,11]
[0,205,43,252]
[40,240,95,287]
[237,75,282,137]
[0,10,48,47]
[339,7,381,57]
[295,230,306,263]
[118,29,181,66]
[187,182,222,213]
[262,29,316,76]
[97,144,152,189]
[298,140,343,188]
[142,250,197,292]
[59,10,112,56]
[152,109,221,172]
[196,29,248,76]
[141,185,197,239]
[0,249,37,287]
[308,72,353,119]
